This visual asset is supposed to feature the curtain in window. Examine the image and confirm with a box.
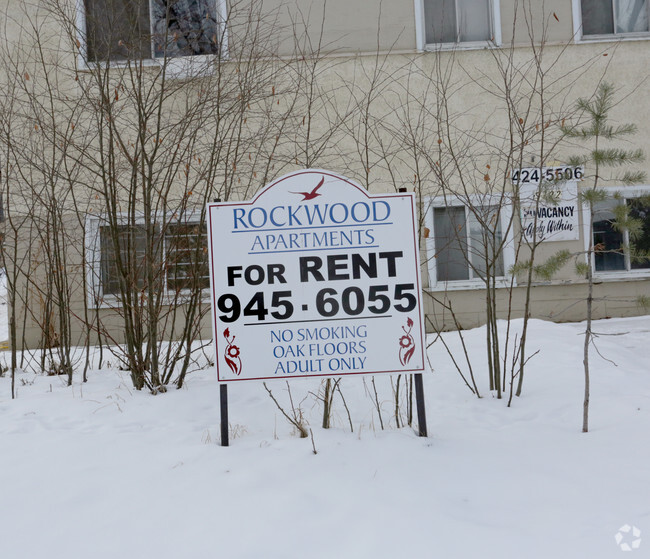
[424,0,490,43]
[615,0,649,33]
[457,0,491,41]
[152,0,220,57]
[582,0,648,34]
[468,210,503,278]
[433,206,503,282]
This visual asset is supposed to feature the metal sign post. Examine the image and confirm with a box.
[220,384,229,447]
[397,187,427,437]
[213,199,230,447]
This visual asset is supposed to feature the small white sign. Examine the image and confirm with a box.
[207,169,426,382]
[520,181,580,242]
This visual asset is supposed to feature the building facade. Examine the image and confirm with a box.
[1,0,649,350]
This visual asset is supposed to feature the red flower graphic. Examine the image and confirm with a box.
[223,328,242,375]
[398,317,416,366]
[399,335,413,349]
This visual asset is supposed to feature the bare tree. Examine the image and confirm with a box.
[376,3,609,402]
[0,0,320,391]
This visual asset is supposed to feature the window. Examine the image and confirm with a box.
[165,222,210,291]
[99,224,157,295]
[87,217,209,304]
[420,0,498,46]
[83,0,223,63]
[593,194,650,273]
[425,200,512,289]
[579,0,649,37]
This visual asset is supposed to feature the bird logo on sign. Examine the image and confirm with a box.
[290,176,325,201]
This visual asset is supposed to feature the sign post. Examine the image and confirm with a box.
[208,170,427,441]
[213,198,230,447]
[397,187,427,437]
[220,384,229,447]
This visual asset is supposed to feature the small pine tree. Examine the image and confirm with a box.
[562,82,646,433]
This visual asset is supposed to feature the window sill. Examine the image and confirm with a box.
[78,54,218,79]
[593,270,650,282]
[576,33,650,44]
[427,277,513,292]
[423,40,500,52]
[91,291,211,310]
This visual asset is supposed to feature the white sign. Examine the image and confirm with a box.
[511,165,584,185]
[520,181,580,242]
[207,169,426,382]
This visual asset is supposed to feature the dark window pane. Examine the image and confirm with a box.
[581,0,615,35]
[593,219,625,271]
[424,0,491,43]
[433,205,505,282]
[152,0,221,57]
[434,207,469,281]
[85,0,152,62]
[593,202,625,271]
[424,0,458,43]
[100,225,161,295]
[165,222,210,291]
[627,197,650,269]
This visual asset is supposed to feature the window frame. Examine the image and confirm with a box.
[424,195,515,291]
[583,185,650,280]
[414,0,502,51]
[572,0,650,42]
[164,220,210,294]
[85,213,210,308]
[75,0,228,73]
[98,222,159,296]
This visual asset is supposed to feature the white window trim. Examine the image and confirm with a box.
[414,0,502,51]
[424,194,515,291]
[582,185,650,280]
[75,0,229,76]
[571,0,650,43]
[85,214,103,308]
[85,213,210,309]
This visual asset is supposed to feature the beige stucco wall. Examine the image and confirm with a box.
[5,213,215,349]
[500,0,575,46]
[2,0,650,349]
[253,0,417,56]
[261,0,580,54]
[423,279,650,331]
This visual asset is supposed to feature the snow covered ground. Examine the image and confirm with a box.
[1,310,649,558]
